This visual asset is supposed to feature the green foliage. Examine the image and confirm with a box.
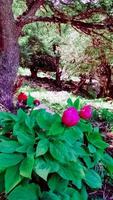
[8,184,40,200]
[12,0,26,18]
[93,108,113,131]
[12,0,113,78]
[0,98,113,199]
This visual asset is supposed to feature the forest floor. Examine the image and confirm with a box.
[20,76,113,111]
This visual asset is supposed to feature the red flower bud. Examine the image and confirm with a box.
[62,107,80,127]
[79,105,92,120]
[17,92,27,102]
[34,99,40,106]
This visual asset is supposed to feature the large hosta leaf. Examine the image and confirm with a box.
[5,165,22,193]
[58,161,85,181]
[35,157,59,181]
[0,140,20,153]
[36,138,49,157]
[50,141,76,163]
[84,169,102,189]
[35,158,51,181]
[41,191,61,200]
[48,174,68,192]
[36,109,55,130]
[20,154,34,178]
[8,184,40,200]
[0,153,24,169]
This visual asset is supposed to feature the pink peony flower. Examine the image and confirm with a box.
[79,105,92,120]
[34,99,40,106]
[17,92,27,102]
[62,107,80,127]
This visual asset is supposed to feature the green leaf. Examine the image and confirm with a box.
[74,98,80,109]
[36,139,49,157]
[13,122,34,138]
[66,188,81,200]
[73,142,88,157]
[16,109,26,123]
[62,126,83,145]
[72,126,83,139]
[0,172,5,193]
[48,174,68,192]
[48,116,64,136]
[87,133,108,150]
[35,156,59,181]
[25,115,34,131]
[44,155,60,173]
[36,110,55,130]
[35,158,51,181]
[16,145,34,155]
[84,169,102,189]
[80,186,88,200]
[72,178,82,190]
[0,113,15,133]
[58,162,85,181]
[0,153,24,169]
[71,190,81,200]
[88,144,96,153]
[8,184,39,200]
[41,191,61,200]
[67,98,73,107]
[83,156,93,168]
[0,112,16,122]
[79,121,92,133]
[16,145,29,153]
[61,194,69,200]
[27,95,35,107]
[50,141,76,163]
[5,165,22,193]
[0,139,20,153]
[0,112,11,120]
[16,131,35,146]
[93,139,109,150]
[20,154,34,178]
[102,153,113,173]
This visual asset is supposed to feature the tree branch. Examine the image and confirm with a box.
[17,0,45,22]
[73,8,107,20]
[26,0,34,9]
[92,30,112,43]
[16,15,109,31]
[16,1,113,37]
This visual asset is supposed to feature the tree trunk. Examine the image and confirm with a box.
[0,0,19,110]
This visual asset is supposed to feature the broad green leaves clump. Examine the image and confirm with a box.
[0,97,113,200]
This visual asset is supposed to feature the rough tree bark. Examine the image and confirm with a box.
[0,0,44,110]
[0,0,19,110]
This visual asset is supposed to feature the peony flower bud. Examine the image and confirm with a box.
[17,92,27,102]
[34,99,40,106]
[79,105,92,120]
[62,107,80,127]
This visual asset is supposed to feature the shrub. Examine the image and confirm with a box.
[93,108,113,124]
[0,98,113,200]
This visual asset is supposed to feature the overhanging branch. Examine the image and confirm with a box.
[16,15,110,32]
[16,1,113,36]
[17,0,45,21]
[73,8,107,20]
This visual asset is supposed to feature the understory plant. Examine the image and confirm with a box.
[93,108,113,124]
[0,97,113,200]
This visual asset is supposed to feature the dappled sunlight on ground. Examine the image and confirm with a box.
[18,86,113,111]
